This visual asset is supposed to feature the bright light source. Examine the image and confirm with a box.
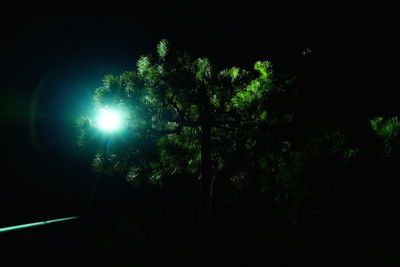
[97,108,122,132]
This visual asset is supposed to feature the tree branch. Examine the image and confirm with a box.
[151,124,183,136]
[167,95,201,127]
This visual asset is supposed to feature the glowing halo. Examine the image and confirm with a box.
[96,108,122,132]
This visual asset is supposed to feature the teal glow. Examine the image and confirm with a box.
[97,108,122,132]
[29,75,48,150]
[0,216,77,233]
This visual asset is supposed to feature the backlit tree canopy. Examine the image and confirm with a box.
[75,39,400,266]
[81,40,281,186]
[78,40,363,226]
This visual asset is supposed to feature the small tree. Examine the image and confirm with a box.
[370,116,400,157]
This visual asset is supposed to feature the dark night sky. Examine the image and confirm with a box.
[0,2,398,264]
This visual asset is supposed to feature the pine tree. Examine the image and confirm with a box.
[77,40,371,264]
[78,39,280,244]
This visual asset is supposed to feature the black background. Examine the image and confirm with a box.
[1,2,398,265]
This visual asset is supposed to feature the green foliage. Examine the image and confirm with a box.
[195,58,212,84]
[260,110,268,121]
[75,115,91,147]
[77,40,390,254]
[79,40,317,221]
[137,56,151,77]
[136,56,162,84]
[219,66,242,82]
[370,116,400,156]
[230,67,240,81]
[157,39,169,59]
[231,61,273,111]
[155,126,201,179]
[254,60,272,82]
[126,166,141,186]
[218,66,249,83]
[83,40,274,186]
[249,124,360,226]
[87,41,353,205]
[370,117,400,140]
[92,152,104,173]
[93,85,111,109]
[301,48,312,56]
[343,148,359,159]
[76,39,400,263]
[231,80,259,108]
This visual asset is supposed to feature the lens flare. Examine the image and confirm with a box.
[97,108,122,132]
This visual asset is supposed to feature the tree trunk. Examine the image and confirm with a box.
[200,118,211,232]
[198,93,214,266]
